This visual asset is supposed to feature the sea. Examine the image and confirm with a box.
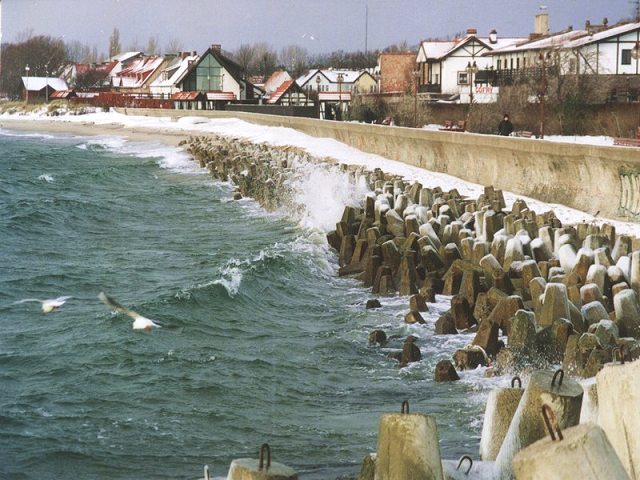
[0,127,506,480]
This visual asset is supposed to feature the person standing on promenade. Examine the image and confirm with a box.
[498,114,514,136]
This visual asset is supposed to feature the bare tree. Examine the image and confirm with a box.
[146,36,159,55]
[108,28,121,58]
[278,45,309,78]
[232,44,256,74]
[2,36,69,98]
[165,38,184,55]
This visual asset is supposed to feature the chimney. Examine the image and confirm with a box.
[466,28,477,35]
[489,29,498,44]
[534,6,549,35]
[211,44,221,53]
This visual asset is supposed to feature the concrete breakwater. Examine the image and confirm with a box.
[184,134,640,479]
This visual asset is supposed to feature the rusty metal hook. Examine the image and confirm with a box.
[612,344,628,364]
[541,404,564,441]
[511,376,522,388]
[258,443,271,470]
[551,368,564,387]
[456,455,473,475]
[401,400,410,414]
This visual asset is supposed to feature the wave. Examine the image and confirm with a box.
[37,174,55,183]
[75,135,206,176]
[0,128,56,140]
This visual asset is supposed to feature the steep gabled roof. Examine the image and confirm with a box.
[266,80,307,104]
[150,54,199,88]
[263,70,292,95]
[418,33,525,61]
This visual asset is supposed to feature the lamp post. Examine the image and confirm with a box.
[45,64,49,103]
[465,60,478,104]
[24,64,30,103]
[315,74,321,119]
[633,42,640,128]
[337,72,344,121]
[413,69,420,128]
[537,51,551,139]
[465,61,478,130]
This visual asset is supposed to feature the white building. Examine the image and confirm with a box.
[416,28,526,102]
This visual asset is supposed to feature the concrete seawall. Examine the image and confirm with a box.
[116,107,640,222]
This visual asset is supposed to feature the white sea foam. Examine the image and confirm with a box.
[212,266,243,297]
[38,174,54,183]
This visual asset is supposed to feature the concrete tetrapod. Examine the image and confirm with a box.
[596,356,640,479]
[479,377,525,461]
[512,407,629,480]
[227,444,298,480]
[375,401,444,480]
[493,369,583,480]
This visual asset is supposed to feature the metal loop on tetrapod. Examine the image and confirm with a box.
[456,455,473,475]
[511,376,522,388]
[401,400,410,414]
[258,443,271,470]
[612,344,628,364]
[541,404,564,442]
[551,368,564,387]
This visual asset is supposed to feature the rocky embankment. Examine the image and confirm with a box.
[185,134,640,479]
[184,133,640,380]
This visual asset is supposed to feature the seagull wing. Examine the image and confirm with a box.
[49,296,73,307]
[13,298,44,305]
[98,292,165,327]
[98,292,140,320]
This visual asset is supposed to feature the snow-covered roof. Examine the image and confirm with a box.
[110,51,142,63]
[564,22,640,49]
[322,69,363,83]
[487,29,589,54]
[297,68,369,87]
[418,34,526,61]
[150,55,199,88]
[113,56,165,88]
[21,77,69,92]
[263,70,292,95]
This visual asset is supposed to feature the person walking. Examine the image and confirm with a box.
[498,114,514,136]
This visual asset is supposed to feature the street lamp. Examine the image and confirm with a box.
[413,69,420,127]
[465,61,478,104]
[315,75,321,118]
[337,72,344,120]
[24,64,30,103]
[45,64,49,103]
[537,51,551,139]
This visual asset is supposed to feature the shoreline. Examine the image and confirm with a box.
[0,117,190,148]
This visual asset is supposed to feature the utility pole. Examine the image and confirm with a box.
[632,0,640,21]
[364,4,368,55]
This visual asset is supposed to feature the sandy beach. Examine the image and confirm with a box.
[0,117,190,147]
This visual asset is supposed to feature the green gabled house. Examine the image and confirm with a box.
[177,44,264,110]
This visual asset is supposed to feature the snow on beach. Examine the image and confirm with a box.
[3,109,639,237]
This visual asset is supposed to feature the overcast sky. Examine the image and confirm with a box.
[4,0,636,55]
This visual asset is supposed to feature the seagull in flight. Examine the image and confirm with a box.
[14,296,73,314]
[98,292,163,331]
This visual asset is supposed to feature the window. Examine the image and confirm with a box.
[458,72,469,85]
[622,49,632,65]
[516,58,520,70]
[497,59,502,70]
[183,54,223,91]
[510,58,514,69]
